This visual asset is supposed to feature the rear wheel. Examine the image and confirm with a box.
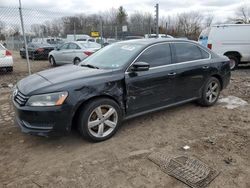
[198,77,221,106]
[77,98,122,142]
[227,55,239,70]
[49,56,56,66]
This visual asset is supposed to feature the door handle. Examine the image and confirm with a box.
[167,72,176,78]
[202,65,209,69]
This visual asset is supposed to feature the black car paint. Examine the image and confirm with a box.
[20,43,54,60]
[13,39,231,136]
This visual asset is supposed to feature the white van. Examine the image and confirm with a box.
[199,24,250,69]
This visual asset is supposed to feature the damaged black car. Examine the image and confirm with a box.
[12,39,231,141]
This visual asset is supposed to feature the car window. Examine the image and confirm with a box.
[200,48,210,59]
[80,42,101,48]
[68,43,80,49]
[28,43,34,48]
[60,43,69,50]
[136,43,171,68]
[80,43,144,69]
[173,43,205,63]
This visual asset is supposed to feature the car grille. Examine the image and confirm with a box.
[14,91,29,106]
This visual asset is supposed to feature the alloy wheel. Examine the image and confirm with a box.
[87,105,118,138]
[206,81,219,103]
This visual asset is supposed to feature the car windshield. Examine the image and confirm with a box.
[79,43,144,69]
[79,42,101,49]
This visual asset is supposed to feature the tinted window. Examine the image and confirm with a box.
[60,43,69,50]
[68,43,80,49]
[136,43,171,68]
[80,43,144,69]
[173,43,204,63]
[80,42,101,49]
[200,48,209,59]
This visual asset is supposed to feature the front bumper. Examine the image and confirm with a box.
[12,99,73,137]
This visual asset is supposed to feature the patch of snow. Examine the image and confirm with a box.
[218,96,248,109]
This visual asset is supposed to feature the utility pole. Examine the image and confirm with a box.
[73,22,76,41]
[155,3,159,38]
[100,18,103,47]
[19,0,31,75]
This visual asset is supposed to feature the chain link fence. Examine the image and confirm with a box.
[0,6,157,90]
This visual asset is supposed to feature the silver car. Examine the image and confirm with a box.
[48,41,101,66]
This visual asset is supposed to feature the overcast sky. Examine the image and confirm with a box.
[1,0,249,24]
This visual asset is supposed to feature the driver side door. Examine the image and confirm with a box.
[125,43,177,115]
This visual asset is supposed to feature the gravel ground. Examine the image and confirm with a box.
[0,53,250,188]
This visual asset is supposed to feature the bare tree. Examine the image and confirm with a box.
[204,14,214,27]
[128,12,154,36]
[229,4,250,23]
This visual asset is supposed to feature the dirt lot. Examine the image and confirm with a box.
[0,52,250,188]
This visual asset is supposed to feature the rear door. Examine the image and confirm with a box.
[54,43,69,63]
[171,42,212,101]
[125,43,176,115]
[64,43,80,63]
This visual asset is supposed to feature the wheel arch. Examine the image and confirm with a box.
[224,51,242,59]
[211,74,223,90]
[71,95,124,130]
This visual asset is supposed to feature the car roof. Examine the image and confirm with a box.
[117,38,197,47]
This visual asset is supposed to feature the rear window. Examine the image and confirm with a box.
[80,42,101,48]
[173,43,208,63]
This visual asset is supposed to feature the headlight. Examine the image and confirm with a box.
[26,91,68,107]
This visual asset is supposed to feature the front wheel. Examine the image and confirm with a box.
[49,56,56,67]
[77,98,122,142]
[73,57,81,65]
[198,77,221,106]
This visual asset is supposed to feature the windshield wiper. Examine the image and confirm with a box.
[81,64,99,69]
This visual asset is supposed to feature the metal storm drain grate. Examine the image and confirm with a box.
[148,153,220,188]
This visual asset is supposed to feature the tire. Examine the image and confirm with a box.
[49,56,56,67]
[198,77,221,107]
[227,55,239,70]
[73,57,81,65]
[77,98,122,142]
[6,67,13,72]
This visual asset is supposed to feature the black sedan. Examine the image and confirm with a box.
[12,39,231,142]
[20,42,54,60]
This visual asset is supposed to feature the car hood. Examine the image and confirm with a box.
[17,65,114,95]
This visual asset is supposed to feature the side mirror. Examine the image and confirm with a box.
[130,62,150,72]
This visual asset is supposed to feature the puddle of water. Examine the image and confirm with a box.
[218,96,248,109]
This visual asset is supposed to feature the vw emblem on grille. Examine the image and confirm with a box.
[13,88,18,97]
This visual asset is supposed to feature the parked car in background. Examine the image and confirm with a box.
[13,39,231,142]
[103,38,119,46]
[0,43,13,72]
[32,37,64,47]
[145,34,174,38]
[76,38,95,42]
[124,36,144,40]
[199,24,250,70]
[67,34,91,42]
[20,42,54,60]
[48,41,101,66]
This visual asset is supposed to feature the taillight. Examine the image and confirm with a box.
[207,43,212,49]
[84,51,93,56]
[37,48,44,52]
[5,50,12,56]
